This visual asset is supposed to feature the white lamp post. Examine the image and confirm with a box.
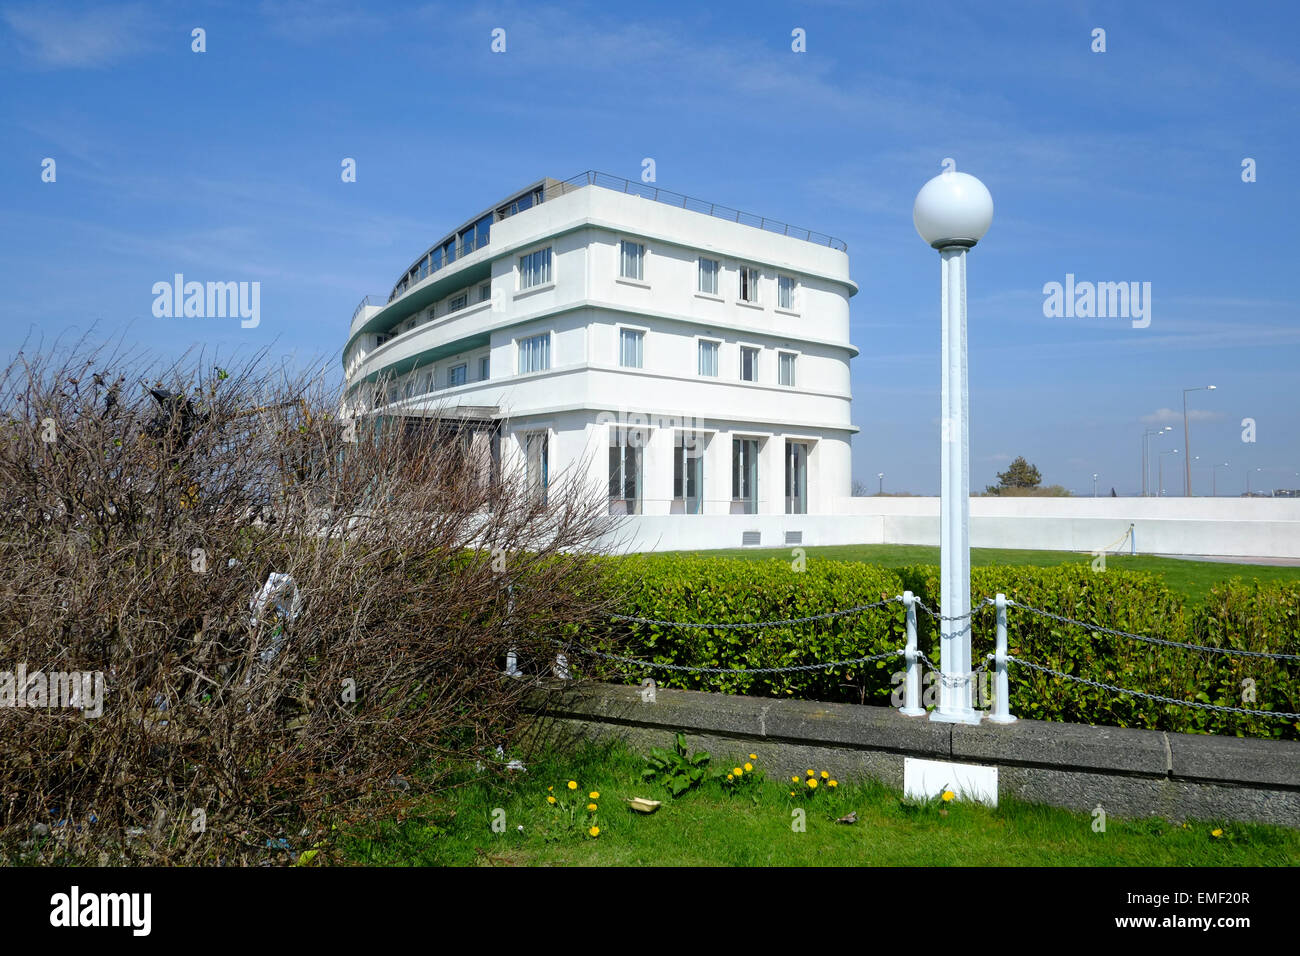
[914,170,993,725]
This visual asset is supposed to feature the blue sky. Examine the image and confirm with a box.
[2,0,1297,495]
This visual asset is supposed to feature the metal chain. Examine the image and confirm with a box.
[561,642,904,676]
[1006,655,1300,719]
[610,595,902,630]
[1005,600,1300,662]
[915,650,990,688]
[912,597,995,622]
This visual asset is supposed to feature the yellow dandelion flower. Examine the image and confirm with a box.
[547,786,553,792]
[546,796,556,804]
[567,781,577,790]
[828,780,838,788]
[744,763,753,772]
[821,771,829,779]
[1211,828,1223,838]
[733,767,743,777]
[727,773,734,781]
[807,770,815,777]
[587,803,598,811]
[807,778,818,789]
[791,776,800,783]
[941,791,954,802]
[588,826,600,837]
[589,791,600,799]
[789,791,796,796]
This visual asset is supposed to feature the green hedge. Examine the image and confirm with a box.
[587,555,906,701]
[590,557,1299,741]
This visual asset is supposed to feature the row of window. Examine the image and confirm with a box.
[608,431,809,515]
[619,329,797,386]
[617,240,800,310]
[512,240,803,310]
[383,354,491,403]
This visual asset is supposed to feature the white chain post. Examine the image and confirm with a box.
[554,654,569,680]
[989,593,1016,724]
[503,583,522,676]
[900,591,925,716]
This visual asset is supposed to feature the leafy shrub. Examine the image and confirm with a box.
[586,557,1297,740]
[587,555,907,702]
[897,563,1298,739]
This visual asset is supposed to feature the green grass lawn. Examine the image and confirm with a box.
[677,544,1300,604]
[338,740,1299,867]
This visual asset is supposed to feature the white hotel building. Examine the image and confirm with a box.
[342,171,858,550]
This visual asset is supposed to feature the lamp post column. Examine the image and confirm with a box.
[914,170,991,726]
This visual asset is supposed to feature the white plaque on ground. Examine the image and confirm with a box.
[903,757,998,806]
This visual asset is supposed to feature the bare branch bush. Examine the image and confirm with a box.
[0,342,617,864]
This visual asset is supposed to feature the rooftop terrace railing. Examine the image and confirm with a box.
[549,170,848,252]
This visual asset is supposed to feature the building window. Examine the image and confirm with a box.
[779,352,796,387]
[778,276,796,310]
[785,441,808,514]
[518,333,550,374]
[739,266,760,303]
[698,257,719,295]
[478,282,492,303]
[698,340,719,377]
[524,432,548,506]
[619,328,644,368]
[449,364,467,387]
[608,428,644,515]
[674,433,704,515]
[619,240,645,280]
[519,247,552,289]
[740,346,759,382]
[479,355,490,380]
[732,438,759,514]
[448,292,468,313]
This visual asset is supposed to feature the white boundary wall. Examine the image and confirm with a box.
[600,497,1300,559]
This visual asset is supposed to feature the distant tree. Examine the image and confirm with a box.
[1110,487,1117,497]
[985,456,1042,495]
[851,479,870,497]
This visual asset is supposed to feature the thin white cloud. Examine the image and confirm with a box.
[1140,408,1226,426]
[3,3,155,68]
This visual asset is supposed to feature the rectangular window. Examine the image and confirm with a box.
[448,292,468,313]
[698,257,719,295]
[740,346,759,382]
[739,266,760,303]
[449,364,467,387]
[732,438,759,514]
[620,240,645,280]
[673,433,705,515]
[608,429,644,515]
[785,441,808,514]
[524,432,548,505]
[518,333,550,374]
[479,355,490,380]
[778,276,795,310]
[519,247,552,289]
[698,340,719,377]
[779,352,796,387]
[619,328,644,368]
[478,282,492,303]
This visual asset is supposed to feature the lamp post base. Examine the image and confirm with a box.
[929,707,983,726]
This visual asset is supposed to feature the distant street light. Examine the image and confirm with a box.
[913,169,993,726]
[1159,448,1179,497]
[1212,461,1229,497]
[877,472,885,495]
[1092,473,1098,497]
[1182,385,1216,496]
[1142,426,1173,496]
[1246,466,1261,496]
